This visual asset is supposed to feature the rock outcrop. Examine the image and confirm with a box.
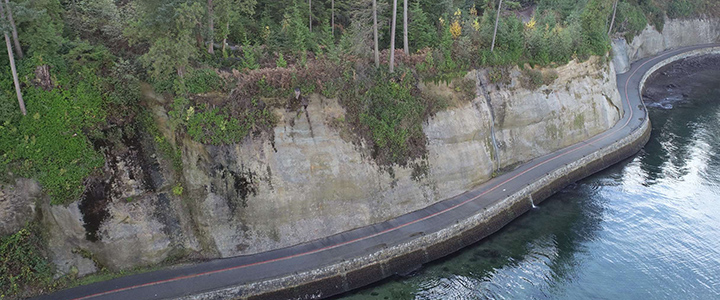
[0,178,40,236]
[37,56,622,274]
[613,18,720,73]
[171,57,621,259]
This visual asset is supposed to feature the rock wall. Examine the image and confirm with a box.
[36,57,621,275]
[0,179,39,236]
[485,58,623,169]
[613,18,720,73]
[178,56,622,259]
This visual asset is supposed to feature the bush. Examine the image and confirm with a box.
[668,0,696,18]
[615,2,648,42]
[241,42,260,70]
[276,53,288,68]
[0,69,105,205]
[185,68,224,94]
[0,227,52,298]
[523,68,544,89]
[108,59,141,106]
[357,71,427,165]
[184,100,275,145]
[580,0,612,57]
[172,184,183,196]
[522,68,558,90]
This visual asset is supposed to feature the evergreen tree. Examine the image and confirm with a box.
[408,0,434,51]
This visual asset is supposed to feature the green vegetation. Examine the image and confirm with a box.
[522,68,558,90]
[183,69,226,94]
[139,112,183,174]
[0,53,109,205]
[0,226,52,298]
[172,184,184,196]
[0,0,717,296]
[610,0,719,37]
[359,71,427,165]
[185,102,275,145]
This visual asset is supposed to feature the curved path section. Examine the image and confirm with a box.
[35,44,720,300]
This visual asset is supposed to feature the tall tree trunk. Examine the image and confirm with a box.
[309,0,312,32]
[0,4,25,115]
[491,0,502,52]
[390,0,397,73]
[373,0,379,68]
[403,0,408,55]
[196,33,203,49]
[207,0,214,54]
[3,0,21,59]
[331,0,335,37]
[608,0,618,36]
[222,22,229,55]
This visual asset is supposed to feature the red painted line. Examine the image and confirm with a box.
[70,48,690,300]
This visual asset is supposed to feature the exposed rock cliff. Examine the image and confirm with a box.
[0,179,39,236]
[613,18,720,73]
[35,56,621,275]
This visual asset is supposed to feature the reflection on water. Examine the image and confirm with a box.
[335,59,720,300]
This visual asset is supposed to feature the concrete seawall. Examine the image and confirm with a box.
[180,47,720,300]
[224,122,652,300]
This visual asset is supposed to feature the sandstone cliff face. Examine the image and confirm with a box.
[35,57,621,275]
[0,179,39,236]
[489,59,623,169]
[613,18,720,73]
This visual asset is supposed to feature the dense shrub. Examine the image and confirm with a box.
[615,2,649,42]
[580,0,612,58]
[0,226,52,298]
[668,0,696,18]
[108,59,141,106]
[184,68,225,94]
[359,72,426,165]
[174,98,276,145]
[0,66,105,205]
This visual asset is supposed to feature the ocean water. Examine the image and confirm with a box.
[336,60,720,300]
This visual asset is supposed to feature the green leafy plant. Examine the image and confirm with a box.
[184,100,275,145]
[276,53,288,68]
[0,67,105,205]
[358,71,426,165]
[185,68,225,94]
[172,184,184,196]
[0,226,52,298]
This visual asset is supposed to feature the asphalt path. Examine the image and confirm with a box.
[33,44,719,300]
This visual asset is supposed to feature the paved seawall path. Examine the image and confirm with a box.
[34,44,720,300]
